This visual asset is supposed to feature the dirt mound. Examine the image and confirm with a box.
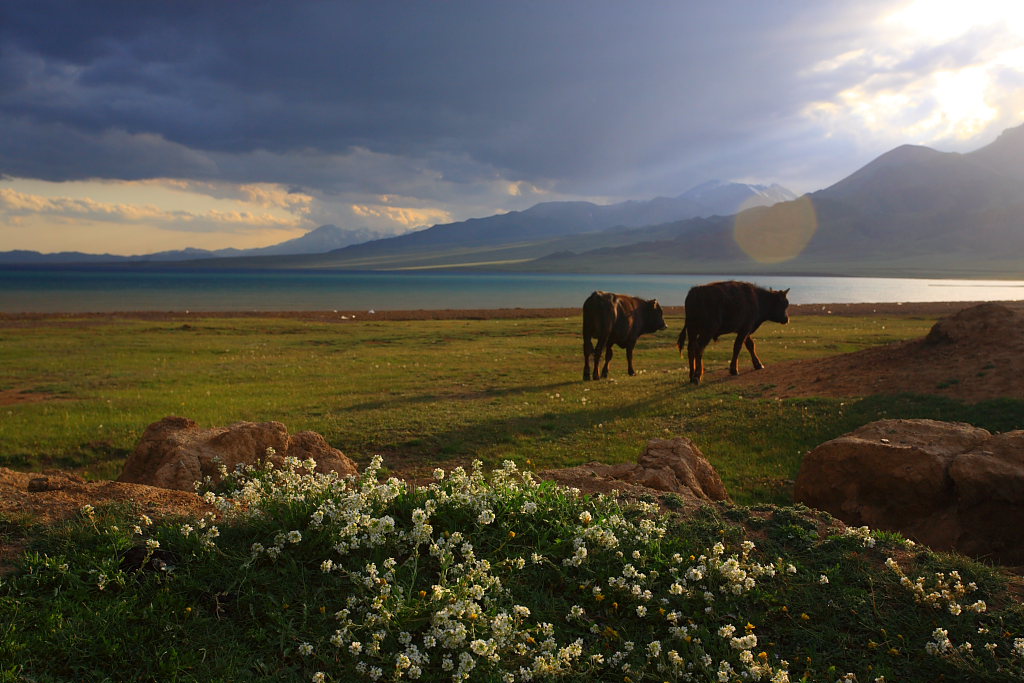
[0,468,212,526]
[734,303,1024,403]
[0,467,214,574]
[924,302,1024,346]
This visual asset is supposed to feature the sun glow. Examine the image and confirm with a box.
[733,196,818,264]
[886,0,1024,44]
[806,0,1024,146]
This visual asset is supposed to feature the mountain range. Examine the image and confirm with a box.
[0,224,380,264]
[1,181,795,267]
[4,124,1023,278]
[523,124,1024,277]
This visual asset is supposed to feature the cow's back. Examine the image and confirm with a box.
[685,281,759,336]
[583,291,647,341]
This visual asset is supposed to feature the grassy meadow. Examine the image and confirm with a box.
[1,310,1021,504]
[4,309,1024,682]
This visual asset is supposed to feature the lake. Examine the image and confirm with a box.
[1,266,1022,313]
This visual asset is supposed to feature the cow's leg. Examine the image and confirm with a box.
[686,329,699,384]
[625,342,636,376]
[689,332,707,385]
[745,335,764,370]
[592,334,607,379]
[600,342,614,378]
[583,336,595,380]
[729,333,747,375]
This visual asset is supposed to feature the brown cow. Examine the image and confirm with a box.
[582,290,667,380]
[677,280,790,385]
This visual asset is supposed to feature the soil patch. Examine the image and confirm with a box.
[0,468,213,575]
[733,302,1024,403]
[1,300,1010,325]
[0,389,67,406]
[0,468,213,526]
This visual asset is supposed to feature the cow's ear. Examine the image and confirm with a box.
[781,288,790,296]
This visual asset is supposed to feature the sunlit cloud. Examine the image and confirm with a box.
[506,181,549,198]
[0,187,303,233]
[237,184,314,213]
[118,179,315,214]
[804,0,1024,148]
[350,203,452,228]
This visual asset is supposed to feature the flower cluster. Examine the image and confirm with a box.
[169,456,1024,682]
[884,559,987,616]
[193,456,807,682]
[843,525,877,548]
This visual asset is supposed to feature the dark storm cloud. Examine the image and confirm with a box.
[0,0,963,202]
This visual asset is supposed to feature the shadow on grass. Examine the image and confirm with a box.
[843,393,1024,433]
[342,379,580,412]
[375,390,669,466]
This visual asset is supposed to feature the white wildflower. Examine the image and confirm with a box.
[477,509,496,525]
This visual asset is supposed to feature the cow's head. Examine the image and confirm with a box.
[770,288,791,324]
[645,299,668,332]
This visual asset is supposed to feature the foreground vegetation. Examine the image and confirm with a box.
[2,311,1020,504]
[3,457,1023,682]
[2,310,1024,681]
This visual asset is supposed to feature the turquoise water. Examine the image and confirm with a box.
[1,266,1022,312]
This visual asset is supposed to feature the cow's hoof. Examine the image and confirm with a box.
[729,369,739,376]
[628,370,636,376]
[584,374,592,381]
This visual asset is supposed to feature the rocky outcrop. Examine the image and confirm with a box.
[541,437,730,507]
[795,419,1024,564]
[118,416,358,491]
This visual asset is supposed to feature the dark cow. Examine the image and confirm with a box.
[582,290,667,381]
[677,280,790,385]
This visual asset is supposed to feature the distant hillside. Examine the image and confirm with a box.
[0,225,380,264]
[240,225,382,257]
[199,181,797,270]
[524,123,1024,278]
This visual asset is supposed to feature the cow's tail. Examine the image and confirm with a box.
[676,321,687,356]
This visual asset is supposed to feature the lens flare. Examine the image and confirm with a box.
[733,195,818,264]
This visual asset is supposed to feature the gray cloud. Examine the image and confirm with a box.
[1,0,1020,223]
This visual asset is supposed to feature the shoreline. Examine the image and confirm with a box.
[2,300,1023,323]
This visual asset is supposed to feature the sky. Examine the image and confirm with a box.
[2,0,1023,256]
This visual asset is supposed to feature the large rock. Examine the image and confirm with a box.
[795,419,1024,564]
[118,416,358,491]
[541,437,730,506]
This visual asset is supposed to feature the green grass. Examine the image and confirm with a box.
[2,460,1022,682]
[1,312,1021,504]
[3,311,1024,681]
